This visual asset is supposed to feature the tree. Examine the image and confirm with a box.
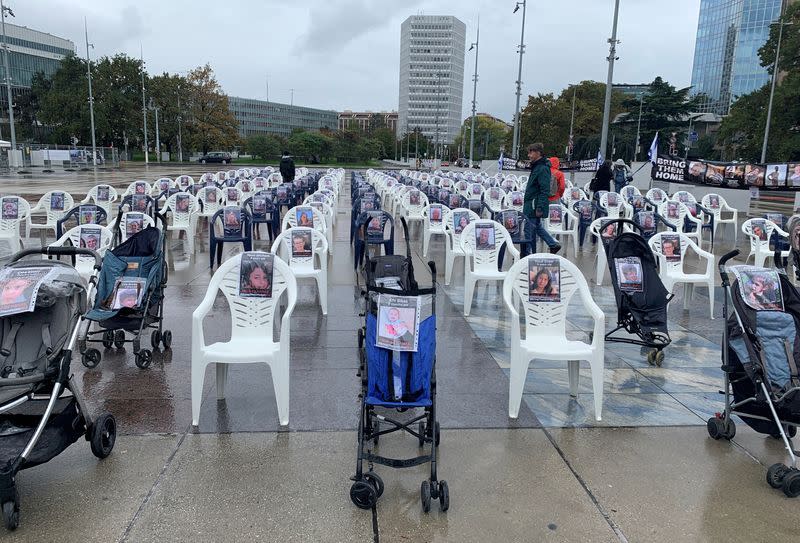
[91,54,147,149]
[287,130,333,162]
[452,115,510,161]
[183,64,239,154]
[246,134,281,160]
[147,72,188,155]
[371,127,396,159]
[34,54,91,145]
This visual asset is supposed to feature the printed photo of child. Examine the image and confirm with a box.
[528,258,560,303]
[615,256,644,292]
[238,253,274,298]
[50,192,65,211]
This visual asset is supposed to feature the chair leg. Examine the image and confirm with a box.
[567,360,580,397]
[683,284,692,310]
[708,281,715,319]
[445,249,454,285]
[508,352,529,419]
[595,251,606,286]
[216,363,228,399]
[191,359,208,426]
[464,273,476,316]
[316,273,328,315]
[270,357,290,426]
[588,353,604,421]
[423,228,430,257]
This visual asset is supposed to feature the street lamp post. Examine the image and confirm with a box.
[761,1,791,164]
[599,0,621,163]
[0,0,16,164]
[434,74,442,162]
[84,18,97,167]
[511,1,527,160]
[140,46,148,165]
[634,94,644,162]
[468,21,480,168]
[152,102,160,163]
[177,93,183,163]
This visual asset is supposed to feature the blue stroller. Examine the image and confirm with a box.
[79,226,171,369]
[351,218,448,513]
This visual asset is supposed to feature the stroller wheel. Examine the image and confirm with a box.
[364,471,384,498]
[438,480,450,512]
[150,330,162,350]
[101,331,114,349]
[420,480,432,513]
[2,497,19,531]
[707,417,727,440]
[161,330,173,350]
[81,348,101,369]
[767,463,790,489]
[349,480,378,509]
[113,330,126,349]
[135,349,153,369]
[655,350,665,367]
[646,351,655,366]
[782,470,800,498]
[90,413,117,459]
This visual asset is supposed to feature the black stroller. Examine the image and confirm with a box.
[0,248,116,530]
[603,219,672,365]
[708,249,800,497]
[351,218,448,513]
[79,226,171,369]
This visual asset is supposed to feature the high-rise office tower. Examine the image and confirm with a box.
[398,15,466,150]
[690,0,792,115]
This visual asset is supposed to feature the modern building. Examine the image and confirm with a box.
[228,96,338,138]
[338,110,398,133]
[0,22,75,90]
[612,83,651,100]
[398,15,466,147]
[690,0,795,115]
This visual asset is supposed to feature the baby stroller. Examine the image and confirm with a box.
[0,247,116,530]
[351,218,448,513]
[79,225,171,369]
[603,218,672,365]
[709,249,800,497]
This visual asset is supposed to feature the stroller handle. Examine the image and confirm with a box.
[10,247,102,269]
[718,249,739,286]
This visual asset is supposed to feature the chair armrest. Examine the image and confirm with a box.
[775,225,789,238]
[582,296,605,349]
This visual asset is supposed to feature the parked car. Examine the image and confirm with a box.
[441,161,450,167]
[199,152,232,164]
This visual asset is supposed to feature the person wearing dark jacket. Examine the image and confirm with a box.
[279,151,296,183]
[523,143,561,254]
[591,160,613,193]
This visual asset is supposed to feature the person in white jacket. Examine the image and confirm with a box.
[612,159,632,193]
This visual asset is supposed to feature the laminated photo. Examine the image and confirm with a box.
[240,181,251,193]
[577,201,593,221]
[766,164,787,187]
[253,196,267,215]
[50,192,65,211]
[528,258,560,303]
[751,219,768,241]
[206,177,217,187]
[109,277,147,310]
[600,220,617,244]
[132,194,148,212]
[178,175,191,188]
[126,213,144,236]
[276,186,288,200]
[570,188,582,201]
[468,199,482,214]
[227,188,239,202]
[665,201,680,220]
[223,206,242,237]
[732,266,783,311]
[134,182,147,195]
[376,294,421,352]
[788,163,800,187]
[159,179,171,192]
[660,233,681,262]
[175,194,190,213]
[676,192,690,204]
[366,211,383,237]
[471,184,482,195]
[226,178,237,187]
[79,205,96,225]
[295,207,314,227]
[630,195,645,211]
[1,198,18,220]
[548,205,562,225]
[475,223,495,250]
[253,177,265,188]
[96,186,110,201]
[409,190,420,205]
[650,190,664,203]
[500,211,518,234]
[205,187,218,203]
[0,266,56,317]
[511,192,523,206]
[449,194,462,209]
[439,189,450,203]
[453,211,470,234]
[766,213,783,228]
[638,211,656,233]
[429,204,443,223]
[238,252,274,298]
[360,199,375,213]
[745,164,765,186]
[312,193,325,203]
[615,256,644,293]
[79,226,102,251]
[708,195,720,209]
[290,229,313,258]
[606,193,618,207]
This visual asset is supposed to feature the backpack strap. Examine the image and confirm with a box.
[0,321,23,361]
[42,324,53,356]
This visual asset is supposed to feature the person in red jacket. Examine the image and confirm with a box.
[548,157,566,202]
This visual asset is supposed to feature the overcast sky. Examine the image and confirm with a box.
[17,0,701,123]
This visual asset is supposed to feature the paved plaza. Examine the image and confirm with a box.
[0,164,798,542]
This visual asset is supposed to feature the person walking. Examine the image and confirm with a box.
[279,150,296,183]
[523,143,561,254]
[612,158,632,193]
[590,160,613,194]
[548,157,566,203]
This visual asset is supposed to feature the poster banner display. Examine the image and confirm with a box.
[651,154,800,191]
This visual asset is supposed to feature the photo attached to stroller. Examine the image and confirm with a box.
[0,247,116,530]
[602,218,672,366]
[79,225,171,369]
[351,217,448,513]
[710,249,800,497]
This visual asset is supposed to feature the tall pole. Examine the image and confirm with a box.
[599,0,621,163]
[289,88,295,134]
[469,20,480,168]
[140,45,148,165]
[84,18,97,167]
[0,0,16,162]
[634,94,643,162]
[405,122,410,163]
[567,86,577,160]
[434,74,442,162]
[177,93,183,162]
[511,0,527,160]
[415,128,419,167]
[154,105,160,162]
[761,0,788,164]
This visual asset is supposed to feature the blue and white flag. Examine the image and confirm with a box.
[498,151,504,171]
[648,132,659,163]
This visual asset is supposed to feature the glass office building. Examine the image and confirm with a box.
[690,0,787,115]
[228,96,338,138]
[0,22,75,89]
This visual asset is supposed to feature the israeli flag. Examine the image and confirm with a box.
[498,151,504,171]
[648,132,659,163]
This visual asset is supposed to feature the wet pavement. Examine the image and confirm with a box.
[1,165,798,542]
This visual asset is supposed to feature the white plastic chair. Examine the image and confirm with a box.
[483,187,506,217]
[163,192,199,254]
[649,232,715,319]
[422,203,450,257]
[191,252,297,426]
[117,211,156,243]
[645,188,668,207]
[152,177,174,197]
[400,189,429,234]
[197,186,224,225]
[122,180,152,199]
[459,220,519,316]
[545,203,579,258]
[81,184,119,217]
[282,205,327,236]
[599,192,623,219]
[223,187,243,206]
[176,175,195,192]
[271,227,328,314]
[0,196,31,255]
[503,254,605,420]
[701,193,738,243]
[49,224,114,281]
[502,191,524,212]
[444,208,481,286]
[26,190,75,239]
[742,218,788,267]
[659,201,703,247]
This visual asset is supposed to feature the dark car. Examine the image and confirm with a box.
[199,151,232,164]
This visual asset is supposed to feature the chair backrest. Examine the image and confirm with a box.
[701,193,731,216]
[271,227,328,272]
[401,189,429,213]
[208,252,297,341]
[216,170,228,182]
[163,192,199,227]
[658,201,691,229]
[34,190,75,225]
[223,187,243,206]
[124,180,152,198]
[118,211,156,243]
[198,186,224,216]
[503,254,596,339]
[742,218,780,254]
[175,175,194,191]
[599,192,623,218]
[53,224,114,269]
[236,179,254,196]
[648,231,698,275]
[0,196,30,234]
[423,203,449,231]
[199,172,217,186]
[620,185,641,201]
[283,205,326,233]
[444,207,481,251]
[563,187,587,207]
[153,177,174,196]
[460,219,515,272]
[646,188,668,206]
[672,190,697,205]
[503,191,524,211]
[484,186,506,212]
[85,184,119,214]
